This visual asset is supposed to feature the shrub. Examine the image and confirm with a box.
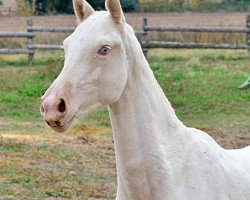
[121,0,139,12]
[220,0,250,11]
[87,0,105,10]
[35,0,73,15]
[34,0,138,15]
[139,0,185,12]
[82,0,139,12]
[139,0,250,12]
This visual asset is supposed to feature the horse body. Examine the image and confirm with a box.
[40,0,250,199]
[109,32,250,199]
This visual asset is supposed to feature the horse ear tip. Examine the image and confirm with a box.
[106,0,124,24]
[73,0,94,22]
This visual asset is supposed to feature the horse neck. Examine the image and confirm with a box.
[108,29,185,165]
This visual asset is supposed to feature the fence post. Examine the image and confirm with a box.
[142,17,148,57]
[27,20,34,67]
[247,15,250,58]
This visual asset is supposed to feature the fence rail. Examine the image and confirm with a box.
[0,32,35,38]
[143,41,248,49]
[28,44,64,50]
[145,26,250,33]
[0,49,33,54]
[0,15,250,66]
[27,26,75,33]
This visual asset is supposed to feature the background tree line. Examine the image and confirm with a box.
[16,0,250,15]
[140,0,250,12]
[29,0,139,15]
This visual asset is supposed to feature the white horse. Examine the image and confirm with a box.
[40,0,250,199]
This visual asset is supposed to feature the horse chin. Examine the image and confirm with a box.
[50,117,75,133]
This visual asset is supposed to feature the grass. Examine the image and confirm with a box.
[0,49,249,199]
[0,52,63,120]
[1,49,249,131]
[0,124,116,199]
[148,49,250,135]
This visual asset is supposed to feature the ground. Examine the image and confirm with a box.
[0,12,249,199]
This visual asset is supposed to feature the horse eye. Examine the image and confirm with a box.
[98,45,111,56]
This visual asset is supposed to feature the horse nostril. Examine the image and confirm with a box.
[58,99,66,113]
[41,105,45,114]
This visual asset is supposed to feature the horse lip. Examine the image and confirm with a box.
[48,114,76,129]
[58,114,76,128]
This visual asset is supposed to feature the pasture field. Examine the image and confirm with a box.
[0,48,249,199]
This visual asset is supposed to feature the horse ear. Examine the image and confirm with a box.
[105,0,125,24]
[73,0,94,23]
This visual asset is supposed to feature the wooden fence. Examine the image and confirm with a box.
[142,15,250,55]
[0,15,250,66]
[0,30,35,66]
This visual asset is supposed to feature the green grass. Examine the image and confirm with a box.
[0,49,249,133]
[0,52,64,120]
[148,49,250,133]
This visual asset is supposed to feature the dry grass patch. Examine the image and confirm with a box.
[0,120,115,199]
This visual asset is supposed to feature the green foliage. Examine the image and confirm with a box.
[35,0,73,15]
[222,0,250,4]
[86,0,139,12]
[220,0,250,11]
[14,0,250,14]
[85,0,105,10]
[121,0,139,12]
[34,0,138,15]
[139,0,250,12]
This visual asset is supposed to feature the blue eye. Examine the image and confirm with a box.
[98,45,111,56]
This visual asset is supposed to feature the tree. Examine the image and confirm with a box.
[35,0,139,15]
[35,0,73,15]
[72,0,139,12]
[222,0,250,3]
[221,0,250,11]
[121,0,139,12]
